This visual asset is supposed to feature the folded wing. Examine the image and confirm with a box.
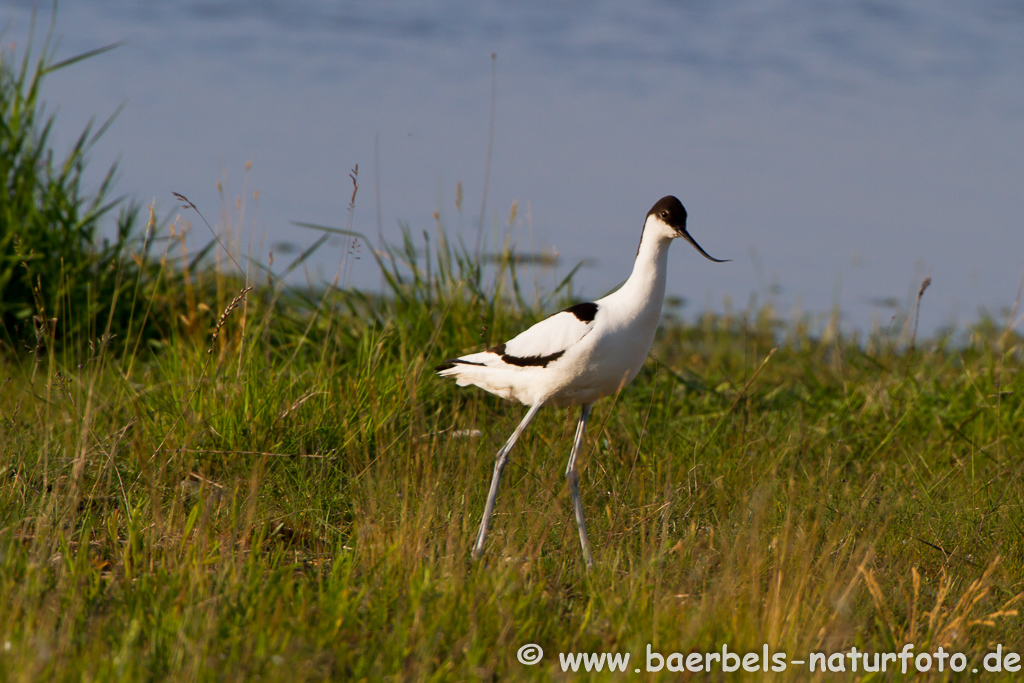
[437,301,599,373]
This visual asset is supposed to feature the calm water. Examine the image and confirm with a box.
[5,1,1024,336]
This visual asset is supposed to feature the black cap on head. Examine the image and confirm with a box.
[648,195,687,230]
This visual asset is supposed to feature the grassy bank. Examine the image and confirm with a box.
[1,210,1023,680]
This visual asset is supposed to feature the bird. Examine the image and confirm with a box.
[435,196,728,567]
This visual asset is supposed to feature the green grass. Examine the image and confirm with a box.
[2,204,1023,681]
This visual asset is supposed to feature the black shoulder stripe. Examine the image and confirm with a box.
[563,301,598,323]
[488,342,565,368]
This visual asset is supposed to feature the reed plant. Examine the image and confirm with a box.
[0,15,154,355]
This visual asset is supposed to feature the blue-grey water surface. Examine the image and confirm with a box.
[5,1,1024,336]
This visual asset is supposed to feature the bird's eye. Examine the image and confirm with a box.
[660,210,669,219]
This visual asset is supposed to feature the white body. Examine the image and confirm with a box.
[438,212,679,407]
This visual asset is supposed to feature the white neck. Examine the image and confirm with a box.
[605,225,673,324]
[626,226,671,296]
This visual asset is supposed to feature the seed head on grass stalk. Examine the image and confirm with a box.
[209,286,253,354]
[910,277,931,354]
[172,192,247,278]
[334,164,360,292]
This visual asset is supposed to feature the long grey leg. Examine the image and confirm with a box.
[566,403,594,568]
[472,401,544,561]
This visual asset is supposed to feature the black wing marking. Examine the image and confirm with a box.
[437,301,599,373]
[434,358,485,372]
[489,342,566,368]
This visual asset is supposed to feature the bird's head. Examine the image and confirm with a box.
[645,196,729,263]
